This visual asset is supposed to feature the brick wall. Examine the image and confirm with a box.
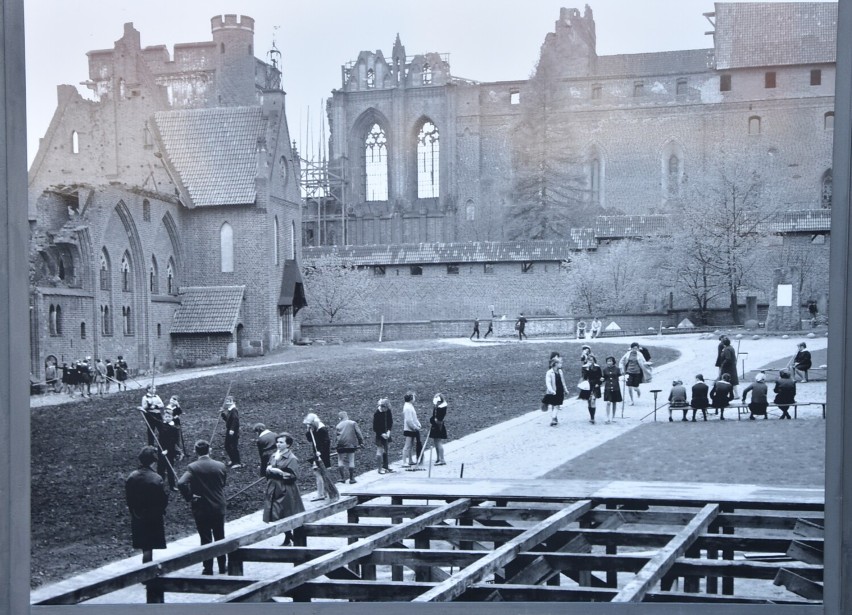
[172,333,234,367]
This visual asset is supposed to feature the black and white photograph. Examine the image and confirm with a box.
[5,0,852,611]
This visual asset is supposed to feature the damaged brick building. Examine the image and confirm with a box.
[28,15,305,376]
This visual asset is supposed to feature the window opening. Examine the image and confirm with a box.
[720,74,731,92]
[417,121,440,198]
[765,71,776,88]
[365,123,389,201]
[811,69,822,86]
[220,222,234,272]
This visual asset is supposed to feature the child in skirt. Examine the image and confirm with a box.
[579,355,603,424]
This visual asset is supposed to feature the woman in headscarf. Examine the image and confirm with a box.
[263,433,305,546]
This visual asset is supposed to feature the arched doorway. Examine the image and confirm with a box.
[235,323,244,358]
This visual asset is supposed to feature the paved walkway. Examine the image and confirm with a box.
[31,331,829,604]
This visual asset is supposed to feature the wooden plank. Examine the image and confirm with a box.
[218,498,472,603]
[612,503,719,603]
[645,589,819,605]
[717,513,825,531]
[793,517,825,538]
[412,499,593,602]
[787,539,824,564]
[671,557,822,580]
[774,567,825,600]
[698,534,823,553]
[147,574,256,595]
[31,496,358,605]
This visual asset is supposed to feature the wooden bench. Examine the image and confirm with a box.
[727,402,826,420]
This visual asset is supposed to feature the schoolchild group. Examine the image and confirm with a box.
[541,336,814,425]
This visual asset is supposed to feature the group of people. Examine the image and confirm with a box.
[125,390,453,571]
[44,355,129,397]
[542,341,654,426]
[575,317,603,340]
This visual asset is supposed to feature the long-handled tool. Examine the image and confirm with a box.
[309,429,340,501]
[226,476,265,502]
[406,434,429,472]
[138,407,178,481]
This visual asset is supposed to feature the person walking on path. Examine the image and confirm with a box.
[690,374,710,422]
[373,398,394,474]
[263,432,305,546]
[718,337,739,395]
[773,370,797,420]
[710,373,735,420]
[177,440,228,575]
[469,318,480,341]
[483,320,493,339]
[125,445,168,563]
[254,423,278,477]
[791,342,812,382]
[542,355,565,427]
[580,355,603,424]
[516,313,528,341]
[742,372,769,420]
[334,411,364,484]
[220,396,242,469]
[401,392,422,467]
[601,356,622,423]
[668,379,690,422]
[619,342,652,405]
[303,412,334,501]
[429,394,449,464]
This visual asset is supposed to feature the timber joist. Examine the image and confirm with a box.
[31,478,825,604]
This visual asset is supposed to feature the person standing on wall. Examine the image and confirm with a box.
[125,445,168,564]
[177,440,228,575]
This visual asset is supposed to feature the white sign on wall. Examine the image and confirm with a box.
[777,284,793,307]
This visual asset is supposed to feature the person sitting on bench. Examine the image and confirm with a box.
[792,342,812,382]
[773,370,797,420]
[742,372,769,420]
[710,374,735,420]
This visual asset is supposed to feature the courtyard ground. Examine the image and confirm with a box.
[29,331,828,595]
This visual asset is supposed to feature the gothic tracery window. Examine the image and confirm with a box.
[668,154,681,196]
[422,63,432,85]
[822,169,833,209]
[121,253,132,292]
[166,259,175,294]
[149,256,159,294]
[365,123,389,201]
[100,250,111,290]
[366,68,375,88]
[417,121,440,199]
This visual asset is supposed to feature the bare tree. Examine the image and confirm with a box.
[563,242,648,315]
[301,254,377,323]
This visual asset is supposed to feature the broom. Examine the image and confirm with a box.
[309,429,340,500]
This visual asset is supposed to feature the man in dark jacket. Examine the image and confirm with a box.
[690,374,710,422]
[373,398,394,474]
[125,446,168,563]
[178,440,228,575]
[253,423,277,477]
[773,370,797,419]
[156,406,182,491]
[220,396,241,469]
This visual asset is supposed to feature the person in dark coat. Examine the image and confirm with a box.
[668,379,689,422]
[580,355,603,424]
[254,423,278,477]
[373,398,394,474]
[104,359,115,394]
[115,355,128,391]
[428,394,449,465]
[156,405,182,491]
[690,374,710,422]
[469,318,480,340]
[601,356,622,423]
[516,313,527,341]
[710,373,735,420]
[718,337,739,393]
[742,372,769,420]
[125,445,168,563]
[220,396,241,468]
[178,440,228,575]
[263,433,305,546]
[792,342,813,382]
[303,412,333,501]
[773,370,797,419]
[714,335,728,377]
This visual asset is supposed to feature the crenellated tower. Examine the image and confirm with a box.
[211,14,257,105]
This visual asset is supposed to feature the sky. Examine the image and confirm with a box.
[23,0,805,166]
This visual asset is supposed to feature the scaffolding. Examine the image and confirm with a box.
[300,154,348,247]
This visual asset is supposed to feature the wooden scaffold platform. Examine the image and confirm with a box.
[31,478,824,606]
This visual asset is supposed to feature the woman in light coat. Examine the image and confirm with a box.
[263,433,305,546]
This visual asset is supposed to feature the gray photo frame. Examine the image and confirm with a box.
[3,0,851,613]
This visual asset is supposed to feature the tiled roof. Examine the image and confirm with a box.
[594,215,672,239]
[595,49,713,78]
[764,209,831,233]
[302,239,594,266]
[154,107,263,207]
[171,286,244,334]
[714,2,837,70]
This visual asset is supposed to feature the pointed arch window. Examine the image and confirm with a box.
[149,256,159,294]
[101,305,112,336]
[71,131,79,154]
[822,169,833,209]
[668,154,681,196]
[422,63,432,85]
[366,68,375,88]
[466,200,476,221]
[121,254,132,292]
[58,257,66,280]
[166,259,176,295]
[590,158,601,206]
[417,121,440,199]
[123,306,134,336]
[80,322,86,340]
[220,222,234,272]
[365,123,389,201]
[99,249,111,290]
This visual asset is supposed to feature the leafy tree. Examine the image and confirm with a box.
[506,41,599,240]
[302,254,377,323]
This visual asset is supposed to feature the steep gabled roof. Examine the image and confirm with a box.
[713,2,837,70]
[171,286,245,334]
[595,49,713,78]
[154,107,263,207]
